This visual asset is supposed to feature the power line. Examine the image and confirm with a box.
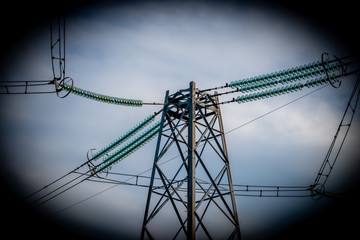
[225,84,329,135]
[48,164,160,218]
[4,12,358,238]
[27,119,163,207]
[44,83,334,217]
[33,72,358,217]
[23,159,90,200]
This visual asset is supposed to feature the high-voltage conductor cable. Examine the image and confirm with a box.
[48,156,175,218]
[41,81,348,212]
[30,118,162,208]
[31,170,105,209]
[28,114,153,205]
[30,155,123,208]
[47,84,333,217]
[39,75,339,209]
[28,112,161,204]
[28,134,140,206]
[224,84,329,135]
[32,123,160,208]
[29,163,97,208]
[23,157,95,201]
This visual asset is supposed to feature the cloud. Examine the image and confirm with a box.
[1,1,359,239]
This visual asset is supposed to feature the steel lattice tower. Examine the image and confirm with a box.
[141,82,241,240]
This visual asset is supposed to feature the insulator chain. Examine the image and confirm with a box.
[204,54,359,105]
[90,115,155,161]
[85,115,160,174]
[61,82,143,106]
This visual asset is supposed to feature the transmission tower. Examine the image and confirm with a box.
[11,18,360,237]
[141,82,241,240]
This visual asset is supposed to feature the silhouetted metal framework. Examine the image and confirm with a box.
[311,75,360,199]
[141,82,241,240]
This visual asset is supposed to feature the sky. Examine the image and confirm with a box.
[1,1,360,239]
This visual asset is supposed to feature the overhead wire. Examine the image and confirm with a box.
[26,114,163,208]
[225,84,329,134]
[28,75,355,211]
[48,153,186,217]
[27,156,119,209]
[7,11,359,228]
[44,82,335,217]
[41,71,360,215]
[28,161,98,208]
[27,108,165,206]
[23,51,359,215]
[23,158,93,201]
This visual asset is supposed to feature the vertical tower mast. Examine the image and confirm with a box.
[187,81,196,240]
[141,81,241,239]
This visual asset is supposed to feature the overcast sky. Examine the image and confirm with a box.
[1,1,359,239]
